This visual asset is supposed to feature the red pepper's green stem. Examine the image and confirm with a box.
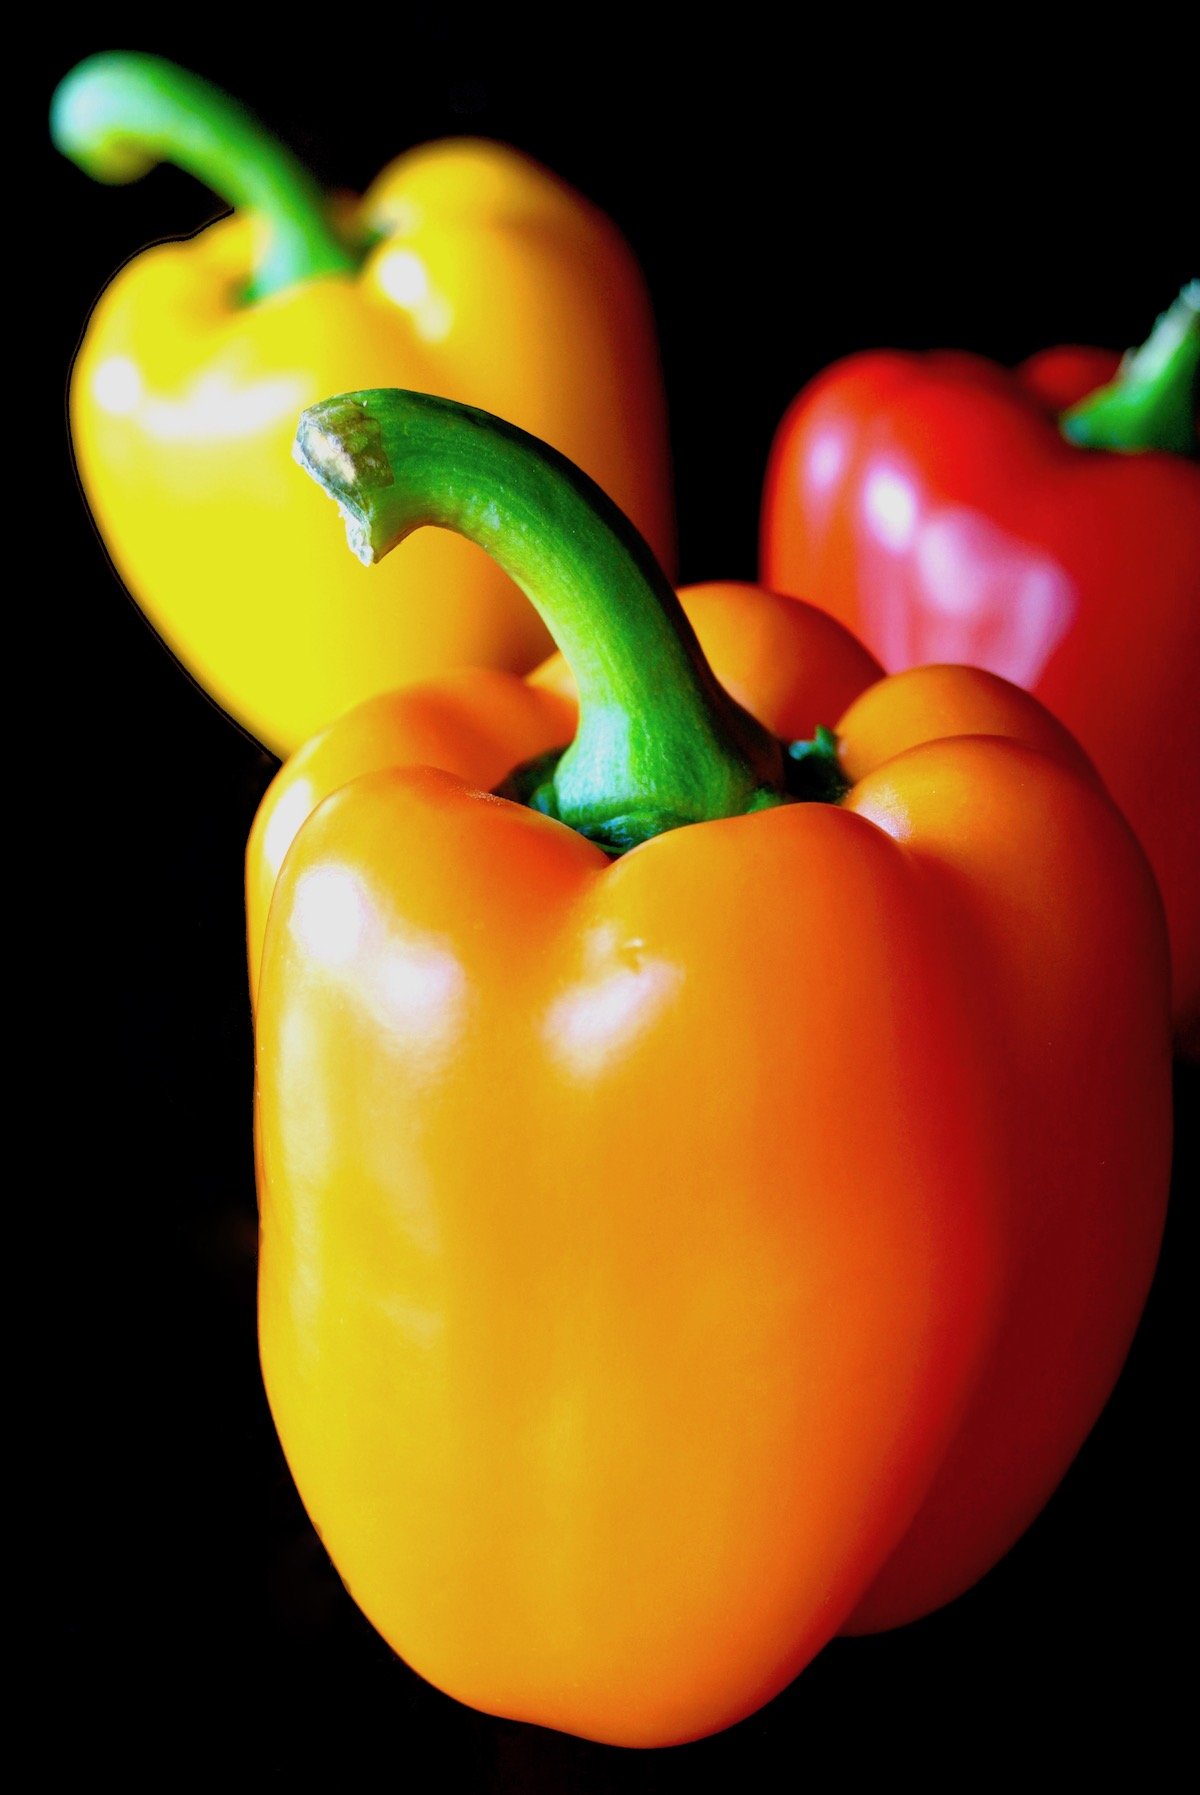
[295,391,790,852]
[1061,284,1199,455]
[50,53,358,302]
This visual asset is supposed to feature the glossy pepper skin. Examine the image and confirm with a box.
[761,288,1200,1031]
[52,53,672,755]
[250,392,1171,1745]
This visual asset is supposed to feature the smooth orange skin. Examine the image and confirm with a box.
[251,584,1171,1743]
[71,140,673,755]
[842,729,1171,1629]
[246,667,575,1000]
[247,584,883,994]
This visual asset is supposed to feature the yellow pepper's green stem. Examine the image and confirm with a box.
[296,391,792,852]
[1062,284,1199,455]
[50,52,358,302]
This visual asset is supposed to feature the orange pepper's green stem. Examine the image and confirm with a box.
[296,391,790,852]
[50,52,358,302]
[1062,284,1199,455]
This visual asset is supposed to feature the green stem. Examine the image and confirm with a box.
[295,391,790,852]
[1061,284,1199,455]
[50,52,358,302]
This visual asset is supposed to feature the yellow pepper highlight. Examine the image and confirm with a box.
[59,56,673,753]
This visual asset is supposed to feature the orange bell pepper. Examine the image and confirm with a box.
[250,391,1171,1746]
[52,52,672,754]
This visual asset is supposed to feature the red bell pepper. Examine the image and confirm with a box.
[761,287,1200,1034]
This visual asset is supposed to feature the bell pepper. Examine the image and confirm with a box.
[249,390,1171,1747]
[52,52,673,755]
[760,286,1200,1032]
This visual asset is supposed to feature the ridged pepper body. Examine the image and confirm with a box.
[250,584,1170,1745]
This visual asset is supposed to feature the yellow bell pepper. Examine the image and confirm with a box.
[53,53,673,754]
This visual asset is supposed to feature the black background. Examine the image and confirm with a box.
[47,27,1194,1786]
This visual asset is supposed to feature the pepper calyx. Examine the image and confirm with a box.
[296,390,844,854]
[1061,283,1200,457]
